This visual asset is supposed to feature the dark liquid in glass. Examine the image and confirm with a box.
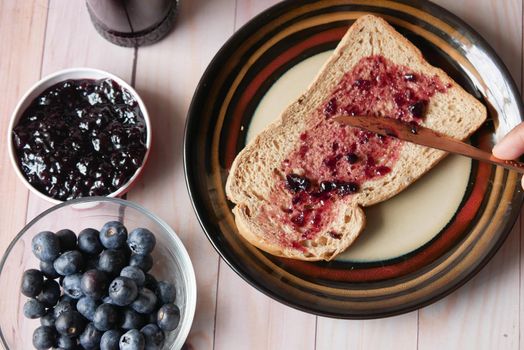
[86,0,177,47]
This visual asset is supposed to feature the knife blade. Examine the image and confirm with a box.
[333,115,524,174]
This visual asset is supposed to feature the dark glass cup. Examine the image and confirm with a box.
[86,0,178,47]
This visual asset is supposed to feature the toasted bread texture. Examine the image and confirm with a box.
[225,15,486,261]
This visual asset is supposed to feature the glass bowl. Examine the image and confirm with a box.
[0,197,196,349]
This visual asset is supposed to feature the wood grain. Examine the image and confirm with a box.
[214,265,316,350]
[434,0,522,86]
[418,1,522,350]
[0,2,47,349]
[0,1,522,349]
[213,1,316,349]
[24,0,136,225]
[127,0,236,349]
[0,0,47,253]
[41,0,134,78]
[235,0,279,28]
[418,222,520,350]
[317,314,418,350]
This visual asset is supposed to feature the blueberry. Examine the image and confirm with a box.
[155,281,176,304]
[40,260,60,279]
[98,249,127,276]
[40,311,55,327]
[108,276,138,306]
[122,308,146,330]
[53,299,75,319]
[76,297,99,322]
[129,253,153,272]
[78,228,103,255]
[21,268,44,297]
[53,250,84,276]
[55,310,86,337]
[127,228,156,255]
[81,269,108,300]
[319,181,337,194]
[323,97,338,116]
[38,279,61,307]
[120,266,145,287]
[32,231,61,262]
[99,221,127,249]
[100,329,122,350]
[119,329,145,350]
[32,326,57,350]
[59,294,77,306]
[143,273,158,292]
[408,100,428,118]
[157,304,180,331]
[142,323,164,350]
[57,334,78,349]
[146,311,157,325]
[102,295,116,305]
[56,229,77,251]
[346,152,359,164]
[62,273,84,299]
[23,298,46,318]
[131,288,157,314]
[337,181,359,196]
[93,303,120,331]
[79,322,103,350]
[84,254,100,271]
[285,174,311,192]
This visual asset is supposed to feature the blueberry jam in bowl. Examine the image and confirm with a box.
[0,197,196,350]
[7,68,152,203]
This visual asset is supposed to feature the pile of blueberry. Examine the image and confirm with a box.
[21,221,180,350]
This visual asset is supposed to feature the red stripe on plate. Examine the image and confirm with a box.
[224,27,348,168]
[278,161,491,282]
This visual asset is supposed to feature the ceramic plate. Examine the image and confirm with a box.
[184,0,523,318]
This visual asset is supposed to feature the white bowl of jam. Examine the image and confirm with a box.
[7,68,151,204]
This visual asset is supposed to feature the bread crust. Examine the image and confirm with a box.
[226,15,487,261]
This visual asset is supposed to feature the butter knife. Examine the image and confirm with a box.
[333,115,524,174]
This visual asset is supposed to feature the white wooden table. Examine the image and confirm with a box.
[0,1,522,349]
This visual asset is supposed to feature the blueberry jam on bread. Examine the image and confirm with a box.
[226,15,486,261]
[270,55,450,249]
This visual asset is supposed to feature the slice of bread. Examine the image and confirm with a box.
[225,14,486,261]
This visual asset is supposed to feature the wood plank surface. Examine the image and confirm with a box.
[418,1,522,350]
[214,265,316,350]
[24,0,136,224]
[0,0,47,254]
[127,0,236,349]
[213,1,317,349]
[418,224,520,350]
[317,313,418,350]
[0,1,522,350]
[235,0,279,28]
[0,2,48,349]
